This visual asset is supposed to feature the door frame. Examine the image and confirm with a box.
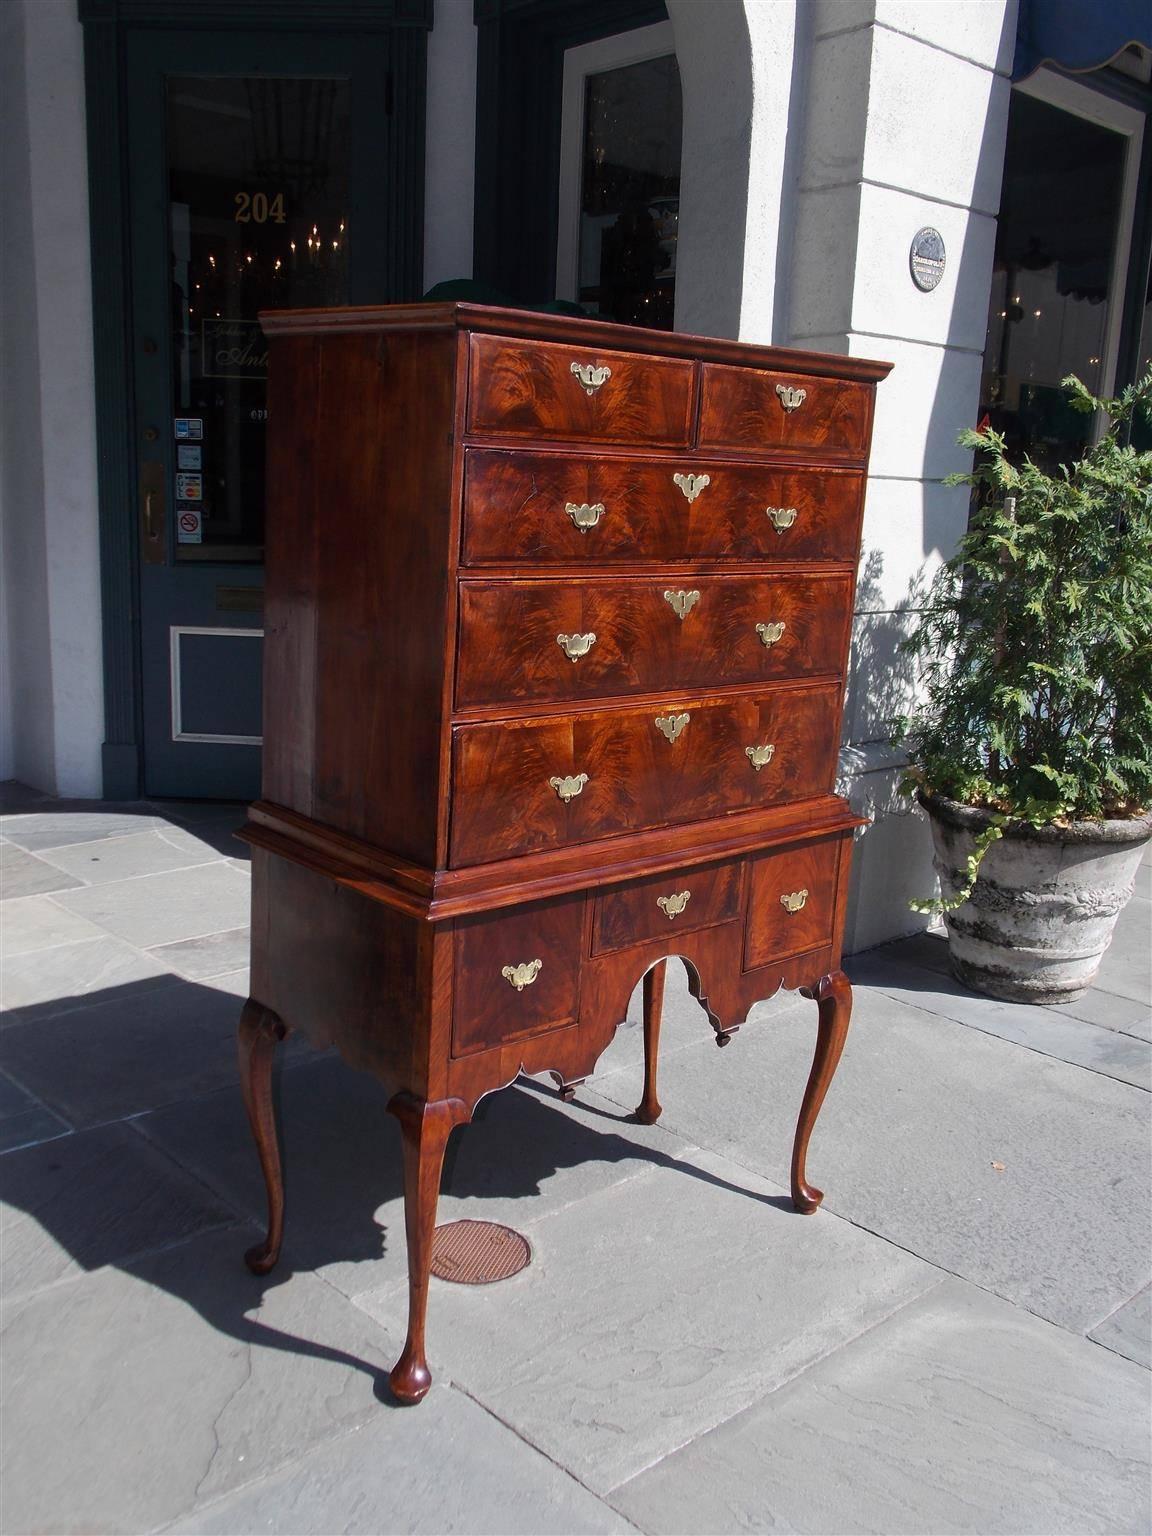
[78,0,432,799]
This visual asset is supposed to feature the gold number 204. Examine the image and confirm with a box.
[234,192,286,225]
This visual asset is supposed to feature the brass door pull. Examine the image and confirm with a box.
[502,960,542,990]
[664,589,700,620]
[566,501,605,532]
[766,506,798,532]
[656,891,691,919]
[557,632,596,661]
[672,472,710,503]
[655,713,689,743]
[745,743,776,771]
[776,384,807,412]
[549,772,588,802]
[780,889,809,913]
[571,361,611,395]
[756,621,786,647]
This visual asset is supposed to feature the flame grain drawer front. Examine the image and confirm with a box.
[467,336,694,448]
[699,365,872,458]
[452,892,585,1058]
[448,682,842,866]
[461,450,866,564]
[593,861,745,955]
[455,572,853,709]
[745,837,844,969]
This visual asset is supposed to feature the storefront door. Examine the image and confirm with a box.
[126,30,396,798]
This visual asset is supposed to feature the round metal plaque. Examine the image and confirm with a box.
[910,227,946,291]
[430,1219,531,1284]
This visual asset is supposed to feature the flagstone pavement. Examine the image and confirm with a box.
[1,779,1149,1535]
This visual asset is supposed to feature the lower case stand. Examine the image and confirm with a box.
[791,969,852,1213]
[634,960,666,1124]
[386,1093,471,1405]
[237,999,289,1275]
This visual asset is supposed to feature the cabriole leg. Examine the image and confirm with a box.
[635,960,667,1125]
[387,1093,471,1405]
[237,999,289,1274]
[791,970,852,1214]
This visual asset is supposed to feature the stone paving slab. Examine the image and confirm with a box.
[1088,1284,1152,1370]
[1093,894,1152,1006]
[52,860,251,948]
[32,826,222,884]
[1,933,177,1018]
[609,1277,1152,1535]
[166,1387,638,1536]
[0,1120,236,1300]
[0,974,252,1128]
[0,841,84,899]
[354,1147,941,1495]
[592,986,1152,1336]
[149,924,252,980]
[0,893,107,955]
[0,1070,70,1154]
[0,1226,403,1536]
[0,807,170,851]
[138,1057,703,1302]
[847,948,1152,1088]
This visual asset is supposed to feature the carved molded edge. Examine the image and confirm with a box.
[241,797,866,921]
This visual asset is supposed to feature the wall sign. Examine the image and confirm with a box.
[910,227,946,291]
[177,508,203,545]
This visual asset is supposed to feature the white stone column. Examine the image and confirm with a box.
[0,0,103,796]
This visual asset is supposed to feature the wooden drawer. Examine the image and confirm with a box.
[452,891,584,1058]
[744,837,844,968]
[449,681,841,865]
[455,572,853,709]
[592,860,744,955]
[699,364,872,458]
[461,450,864,564]
[467,335,694,448]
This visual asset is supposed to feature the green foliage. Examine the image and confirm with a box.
[896,371,1152,826]
[908,822,1003,914]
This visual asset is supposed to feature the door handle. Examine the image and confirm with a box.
[139,460,165,564]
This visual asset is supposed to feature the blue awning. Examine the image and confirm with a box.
[1014,0,1152,81]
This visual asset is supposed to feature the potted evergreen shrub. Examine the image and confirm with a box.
[897,371,1152,1003]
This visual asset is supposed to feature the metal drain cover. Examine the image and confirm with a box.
[430,1220,531,1284]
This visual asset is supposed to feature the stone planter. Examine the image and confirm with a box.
[920,791,1152,1004]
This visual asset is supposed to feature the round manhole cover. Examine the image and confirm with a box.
[430,1220,531,1284]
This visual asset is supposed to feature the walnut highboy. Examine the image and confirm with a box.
[239,303,891,1404]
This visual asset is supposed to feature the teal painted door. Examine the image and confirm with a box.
[127,30,401,798]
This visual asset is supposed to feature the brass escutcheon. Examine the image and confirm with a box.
[663,588,700,620]
[672,472,710,503]
[556,632,596,661]
[656,891,691,919]
[756,620,786,648]
[766,506,798,532]
[549,772,589,802]
[780,889,809,914]
[655,712,690,743]
[745,743,776,771]
[565,501,605,532]
[775,384,807,412]
[502,959,542,990]
[571,361,611,395]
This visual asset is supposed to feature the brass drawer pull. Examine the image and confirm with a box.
[502,959,542,990]
[780,889,809,914]
[655,712,690,743]
[776,384,807,412]
[766,506,798,532]
[656,890,691,919]
[571,361,611,395]
[673,472,710,503]
[756,621,786,648]
[557,632,596,662]
[664,588,700,620]
[745,743,776,771]
[566,501,605,532]
[549,772,589,802]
